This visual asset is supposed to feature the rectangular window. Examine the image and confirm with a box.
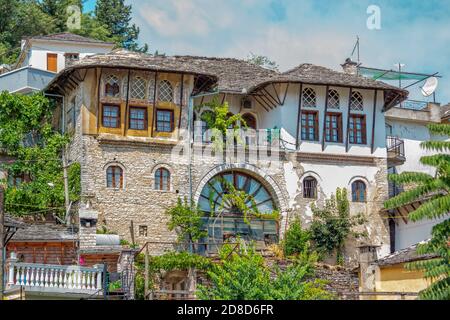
[129,107,147,130]
[156,109,174,132]
[325,113,343,143]
[47,53,58,72]
[64,53,79,65]
[139,226,148,237]
[349,114,367,144]
[301,111,319,141]
[102,105,120,128]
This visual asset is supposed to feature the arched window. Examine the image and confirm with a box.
[242,113,257,130]
[105,75,120,97]
[198,171,276,215]
[106,166,123,189]
[327,89,340,109]
[302,87,317,108]
[130,76,147,99]
[303,177,317,199]
[159,80,173,102]
[155,168,170,191]
[352,180,367,202]
[350,91,364,111]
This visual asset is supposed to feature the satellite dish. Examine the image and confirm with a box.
[421,77,438,97]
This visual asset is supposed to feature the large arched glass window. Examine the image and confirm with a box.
[155,168,170,191]
[198,171,276,215]
[303,177,318,199]
[159,80,174,102]
[106,166,123,189]
[352,180,367,202]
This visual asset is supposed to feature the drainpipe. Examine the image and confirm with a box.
[187,96,194,204]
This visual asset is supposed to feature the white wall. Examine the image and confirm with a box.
[22,40,113,72]
[388,119,450,251]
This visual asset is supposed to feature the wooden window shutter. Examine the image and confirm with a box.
[47,53,58,72]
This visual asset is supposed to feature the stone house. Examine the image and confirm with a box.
[44,49,412,267]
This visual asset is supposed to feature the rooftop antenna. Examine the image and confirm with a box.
[351,36,360,63]
[394,63,405,88]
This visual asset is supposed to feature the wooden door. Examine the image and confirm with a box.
[47,53,58,72]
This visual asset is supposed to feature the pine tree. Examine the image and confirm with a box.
[95,0,148,52]
[385,123,450,300]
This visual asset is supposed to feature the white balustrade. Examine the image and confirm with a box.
[7,262,104,295]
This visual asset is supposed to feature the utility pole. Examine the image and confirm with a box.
[62,147,71,224]
[0,185,5,300]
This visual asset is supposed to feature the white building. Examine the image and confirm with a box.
[0,33,114,94]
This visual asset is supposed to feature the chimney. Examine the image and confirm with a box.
[79,209,99,248]
[341,58,359,75]
[358,244,380,299]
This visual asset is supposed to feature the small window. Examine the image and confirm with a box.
[327,89,340,109]
[64,53,79,65]
[350,91,364,111]
[325,113,343,143]
[159,80,173,102]
[105,75,120,97]
[197,110,214,142]
[242,113,257,130]
[8,174,26,188]
[102,105,121,128]
[303,177,318,199]
[301,111,319,141]
[47,53,58,72]
[352,180,367,202]
[139,226,148,237]
[155,168,170,191]
[130,77,147,100]
[349,114,367,144]
[156,109,174,132]
[106,166,123,189]
[302,88,316,108]
[129,107,147,130]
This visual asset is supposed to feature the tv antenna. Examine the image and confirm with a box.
[351,36,360,63]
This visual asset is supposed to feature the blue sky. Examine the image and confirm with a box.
[84,0,450,104]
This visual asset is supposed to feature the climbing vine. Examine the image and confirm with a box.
[310,188,367,265]
[0,92,80,217]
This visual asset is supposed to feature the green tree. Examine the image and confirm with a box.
[166,197,208,246]
[39,0,83,32]
[310,188,367,265]
[246,52,279,71]
[197,243,333,300]
[95,0,148,52]
[283,218,312,257]
[0,92,80,217]
[385,123,450,300]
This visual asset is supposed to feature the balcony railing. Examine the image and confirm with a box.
[397,100,428,111]
[387,136,406,166]
[7,261,105,296]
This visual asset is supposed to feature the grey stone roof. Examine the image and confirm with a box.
[27,32,114,45]
[4,215,25,229]
[11,222,77,242]
[251,63,408,93]
[376,241,437,266]
[441,104,450,120]
[47,50,407,108]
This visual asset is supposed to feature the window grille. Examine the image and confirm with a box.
[159,80,173,102]
[155,168,170,191]
[328,89,340,109]
[303,177,318,199]
[352,180,367,202]
[106,166,123,189]
[302,88,316,108]
[104,74,120,97]
[350,91,364,111]
[130,77,147,99]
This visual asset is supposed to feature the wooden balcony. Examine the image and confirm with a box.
[387,136,406,167]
